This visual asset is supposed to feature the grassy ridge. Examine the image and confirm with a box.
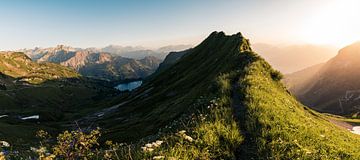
[123,49,360,159]
[238,53,360,159]
[101,32,360,159]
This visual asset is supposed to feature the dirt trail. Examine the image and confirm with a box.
[231,82,258,160]
[328,119,354,130]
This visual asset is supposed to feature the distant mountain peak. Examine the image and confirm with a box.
[338,41,360,57]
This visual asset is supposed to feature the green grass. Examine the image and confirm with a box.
[237,54,360,159]
[132,73,243,159]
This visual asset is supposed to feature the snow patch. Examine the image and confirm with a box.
[0,115,8,118]
[21,115,39,120]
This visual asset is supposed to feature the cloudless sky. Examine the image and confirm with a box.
[1,0,360,50]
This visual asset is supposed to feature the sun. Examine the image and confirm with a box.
[300,0,360,47]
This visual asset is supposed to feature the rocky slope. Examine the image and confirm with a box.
[22,45,162,81]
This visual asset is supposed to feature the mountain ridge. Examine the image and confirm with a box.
[89,31,360,159]
[285,42,360,115]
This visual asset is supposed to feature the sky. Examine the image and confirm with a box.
[1,0,360,50]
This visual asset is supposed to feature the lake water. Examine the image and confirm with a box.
[115,80,142,91]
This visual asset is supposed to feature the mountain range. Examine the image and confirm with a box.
[285,42,360,115]
[0,32,360,159]
[19,45,168,81]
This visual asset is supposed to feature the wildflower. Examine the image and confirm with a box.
[178,130,186,134]
[0,152,5,160]
[152,140,163,147]
[104,150,112,159]
[153,155,165,159]
[145,143,153,148]
[30,147,38,152]
[0,141,10,147]
[155,140,163,146]
[184,135,194,142]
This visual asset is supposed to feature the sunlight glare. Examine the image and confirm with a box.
[300,0,360,47]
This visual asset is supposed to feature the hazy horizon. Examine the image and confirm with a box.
[1,0,360,50]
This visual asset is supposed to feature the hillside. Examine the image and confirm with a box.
[0,52,119,148]
[283,63,324,97]
[286,42,360,115]
[0,52,79,84]
[23,45,162,81]
[66,32,360,159]
[156,49,189,72]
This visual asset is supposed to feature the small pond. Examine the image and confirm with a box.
[115,80,142,91]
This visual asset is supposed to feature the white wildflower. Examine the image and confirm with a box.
[155,140,164,146]
[178,130,186,134]
[152,142,158,147]
[153,155,165,159]
[0,141,10,147]
[145,143,153,148]
[30,147,39,152]
[184,135,194,142]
